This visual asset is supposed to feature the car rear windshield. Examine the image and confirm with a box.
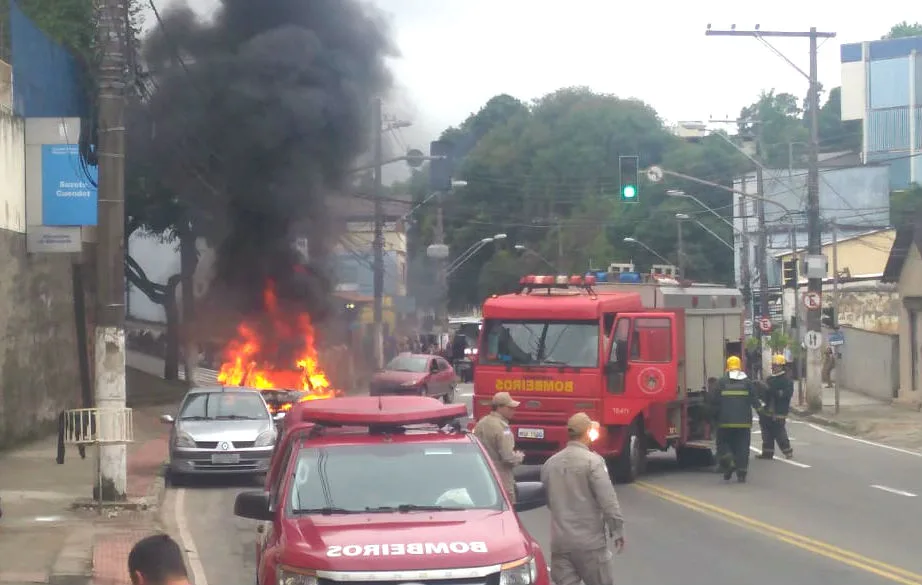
[385,354,429,373]
[287,441,503,515]
[480,319,600,368]
[179,392,268,420]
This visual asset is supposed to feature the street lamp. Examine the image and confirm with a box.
[675,212,734,250]
[514,244,556,271]
[446,233,507,276]
[623,237,672,266]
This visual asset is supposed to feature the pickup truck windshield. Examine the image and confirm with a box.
[287,442,504,515]
[480,319,599,367]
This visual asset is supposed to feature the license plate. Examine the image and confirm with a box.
[518,428,544,439]
[211,453,240,465]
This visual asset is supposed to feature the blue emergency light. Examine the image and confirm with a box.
[619,272,642,283]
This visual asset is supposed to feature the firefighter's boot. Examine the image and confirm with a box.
[782,448,793,459]
[736,470,747,483]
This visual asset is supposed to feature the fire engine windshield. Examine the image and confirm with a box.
[287,442,504,514]
[479,319,600,368]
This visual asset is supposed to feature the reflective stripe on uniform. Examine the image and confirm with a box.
[721,390,750,396]
[719,422,752,428]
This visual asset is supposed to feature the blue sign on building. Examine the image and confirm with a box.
[41,144,98,226]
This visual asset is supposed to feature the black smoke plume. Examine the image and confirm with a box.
[137,0,393,319]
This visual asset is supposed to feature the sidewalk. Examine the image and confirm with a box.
[791,384,922,450]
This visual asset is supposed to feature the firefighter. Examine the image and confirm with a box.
[473,392,524,502]
[710,355,760,483]
[757,354,795,460]
[541,413,624,585]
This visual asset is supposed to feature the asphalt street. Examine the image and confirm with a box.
[163,383,922,585]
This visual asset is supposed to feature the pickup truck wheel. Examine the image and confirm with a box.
[612,422,646,484]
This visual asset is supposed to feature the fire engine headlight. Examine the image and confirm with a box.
[277,567,318,585]
[173,431,196,449]
[499,556,537,585]
[464,348,473,356]
[254,429,277,448]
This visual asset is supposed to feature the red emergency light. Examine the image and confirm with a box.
[518,274,597,289]
[299,396,467,427]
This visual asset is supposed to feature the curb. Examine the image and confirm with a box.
[791,406,859,434]
[49,526,95,585]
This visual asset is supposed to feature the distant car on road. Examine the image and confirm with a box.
[161,386,280,485]
[370,353,457,402]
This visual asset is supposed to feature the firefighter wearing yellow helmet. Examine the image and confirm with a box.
[756,354,795,460]
[708,355,760,483]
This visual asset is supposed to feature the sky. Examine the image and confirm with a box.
[149,0,910,169]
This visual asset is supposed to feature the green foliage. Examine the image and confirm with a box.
[0,0,95,61]
[415,87,752,309]
[883,21,922,40]
[766,330,792,353]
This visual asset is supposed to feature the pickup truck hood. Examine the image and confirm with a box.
[280,509,529,571]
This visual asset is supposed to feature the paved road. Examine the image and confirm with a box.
[162,384,922,585]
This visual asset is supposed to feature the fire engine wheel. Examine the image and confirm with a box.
[611,421,646,484]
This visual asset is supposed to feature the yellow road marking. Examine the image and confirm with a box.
[636,481,922,585]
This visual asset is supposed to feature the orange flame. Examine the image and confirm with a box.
[217,282,337,401]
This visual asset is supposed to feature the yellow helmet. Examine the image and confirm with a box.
[726,355,742,371]
[772,354,787,367]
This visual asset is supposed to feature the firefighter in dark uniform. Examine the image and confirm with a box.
[757,354,795,460]
[710,356,760,483]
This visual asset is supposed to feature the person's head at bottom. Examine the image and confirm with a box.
[567,412,600,446]
[128,534,190,585]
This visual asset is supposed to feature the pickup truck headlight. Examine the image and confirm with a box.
[277,568,318,585]
[254,429,277,448]
[173,431,195,449]
[499,556,537,585]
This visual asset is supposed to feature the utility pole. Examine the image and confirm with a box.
[705,25,836,412]
[738,195,752,323]
[433,191,446,334]
[832,222,840,414]
[94,0,128,501]
[371,97,384,369]
[755,122,769,321]
[676,218,686,279]
[789,225,803,405]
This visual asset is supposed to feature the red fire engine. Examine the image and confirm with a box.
[472,272,745,483]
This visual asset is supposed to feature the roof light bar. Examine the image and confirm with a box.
[519,274,598,289]
[299,396,467,427]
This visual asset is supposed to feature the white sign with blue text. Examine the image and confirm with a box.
[40,144,98,226]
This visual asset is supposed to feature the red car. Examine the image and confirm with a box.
[236,396,550,585]
[370,353,457,403]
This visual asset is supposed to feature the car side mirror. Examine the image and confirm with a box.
[513,481,547,513]
[160,414,175,424]
[234,490,273,521]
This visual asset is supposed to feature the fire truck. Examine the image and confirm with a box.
[472,271,745,483]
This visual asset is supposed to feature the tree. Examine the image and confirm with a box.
[739,90,808,168]
[415,87,747,309]
[883,21,922,39]
[817,87,861,153]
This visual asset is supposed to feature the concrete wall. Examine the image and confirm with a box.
[0,112,81,445]
[834,325,899,401]
[897,243,922,403]
[781,280,899,333]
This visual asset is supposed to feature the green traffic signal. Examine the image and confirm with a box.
[619,155,639,202]
[622,185,637,199]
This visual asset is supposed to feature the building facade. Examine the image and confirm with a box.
[840,36,922,188]
[732,166,890,292]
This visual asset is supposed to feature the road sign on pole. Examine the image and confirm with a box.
[743,319,753,336]
[828,330,845,346]
[758,317,772,333]
[804,330,822,350]
[802,291,821,310]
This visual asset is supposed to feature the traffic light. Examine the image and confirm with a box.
[782,259,797,288]
[619,156,639,202]
[429,140,454,192]
[821,306,836,328]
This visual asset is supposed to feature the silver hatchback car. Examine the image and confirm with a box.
[162,386,281,483]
